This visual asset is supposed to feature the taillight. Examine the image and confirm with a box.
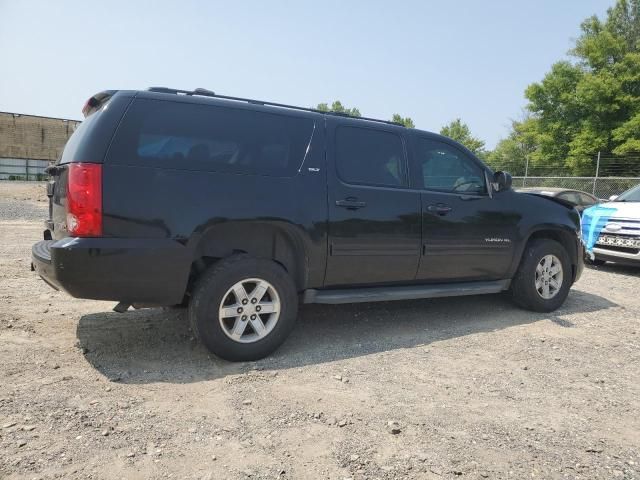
[66,163,102,237]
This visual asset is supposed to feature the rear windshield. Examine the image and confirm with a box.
[106,99,315,177]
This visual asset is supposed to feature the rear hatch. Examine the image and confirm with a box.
[46,91,133,240]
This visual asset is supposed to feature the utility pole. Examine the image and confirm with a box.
[593,151,601,195]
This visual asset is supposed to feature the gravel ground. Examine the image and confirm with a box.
[0,182,49,221]
[1,181,639,480]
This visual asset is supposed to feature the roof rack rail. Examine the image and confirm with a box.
[146,87,404,127]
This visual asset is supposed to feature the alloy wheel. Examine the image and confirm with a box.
[218,278,281,343]
[535,254,563,300]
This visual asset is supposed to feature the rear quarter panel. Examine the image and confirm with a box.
[50,93,134,240]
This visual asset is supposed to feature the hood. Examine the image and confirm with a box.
[595,201,640,219]
[522,192,574,209]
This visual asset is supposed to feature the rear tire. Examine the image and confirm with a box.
[511,239,572,312]
[189,255,298,361]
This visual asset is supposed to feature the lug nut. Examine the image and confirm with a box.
[256,306,261,312]
[242,315,247,321]
[242,299,248,305]
[237,307,243,314]
[250,314,256,320]
[251,298,257,304]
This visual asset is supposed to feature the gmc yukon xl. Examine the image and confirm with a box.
[32,88,584,361]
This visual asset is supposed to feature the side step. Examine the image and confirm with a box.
[303,280,511,305]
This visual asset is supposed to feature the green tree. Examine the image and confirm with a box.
[486,118,538,175]
[499,0,640,175]
[315,101,361,117]
[390,113,415,128]
[439,118,486,156]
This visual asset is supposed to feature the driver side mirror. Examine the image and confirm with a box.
[492,171,512,193]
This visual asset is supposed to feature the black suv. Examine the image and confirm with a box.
[32,88,584,361]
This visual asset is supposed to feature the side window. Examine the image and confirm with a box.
[107,99,315,177]
[411,137,487,194]
[335,126,406,187]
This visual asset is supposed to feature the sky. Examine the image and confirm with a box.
[0,0,612,149]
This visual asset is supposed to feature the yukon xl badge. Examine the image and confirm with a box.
[485,237,511,243]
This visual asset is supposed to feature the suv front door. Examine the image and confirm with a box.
[324,119,421,286]
[410,136,518,281]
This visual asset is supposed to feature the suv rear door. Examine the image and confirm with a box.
[324,118,421,286]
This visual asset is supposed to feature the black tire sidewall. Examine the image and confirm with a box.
[512,239,572,312]
[189,257,298,361]
[586,257,606,266]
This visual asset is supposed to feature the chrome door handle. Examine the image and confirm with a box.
[336,198,367,209]
[427,204,452,215]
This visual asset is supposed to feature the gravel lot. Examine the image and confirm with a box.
[1,181,639,480]
[0,182,50,221]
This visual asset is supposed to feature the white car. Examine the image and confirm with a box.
[587,184,640,266]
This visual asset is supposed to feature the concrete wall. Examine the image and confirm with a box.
[0,111,81,180]
[0,112,80,162]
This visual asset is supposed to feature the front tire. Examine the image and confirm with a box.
[511,239,572,312]
[586,256,606,266]
[189,255,298,361]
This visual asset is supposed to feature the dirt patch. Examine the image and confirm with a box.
[1,182,639,479]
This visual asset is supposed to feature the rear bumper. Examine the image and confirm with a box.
[32,237,192,305]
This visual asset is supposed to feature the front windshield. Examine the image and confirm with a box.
[616,184,640,202]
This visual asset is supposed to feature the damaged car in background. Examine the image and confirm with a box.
[582,184,640,267]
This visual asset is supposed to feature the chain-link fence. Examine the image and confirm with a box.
[491,153,640,200]
[512,176,639,199]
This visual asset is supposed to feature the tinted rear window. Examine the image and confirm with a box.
[107,99,315,177]
[335,126,406,187]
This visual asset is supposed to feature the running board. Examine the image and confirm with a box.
[303,280,511,305]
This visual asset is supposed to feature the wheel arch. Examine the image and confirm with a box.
[511,226,580,282]
[187,221,309,292]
